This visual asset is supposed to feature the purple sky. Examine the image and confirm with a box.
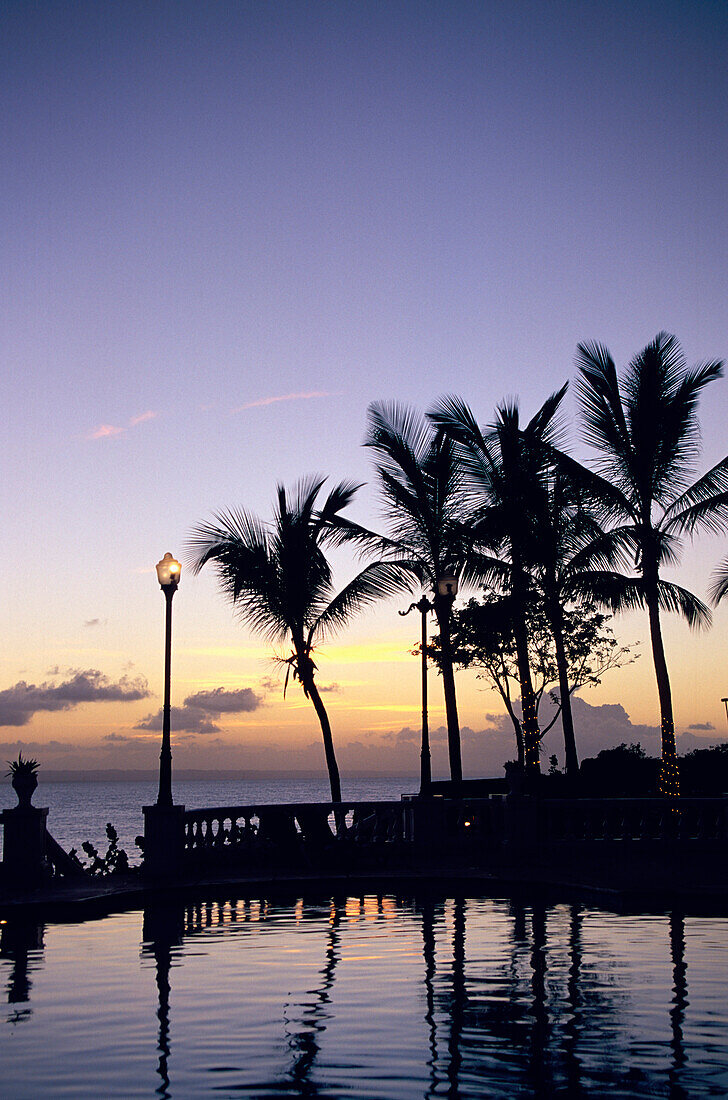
[2,1,728,774]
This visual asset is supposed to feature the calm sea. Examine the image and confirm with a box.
[0,776,413,864]
[1,895,727,1097]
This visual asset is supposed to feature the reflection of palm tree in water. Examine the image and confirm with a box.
[563,904,584,1096]
[669,910,688,1090]
[282,899,342,1096]
[526,904,549,1094]
[1,919,44,1025]
[446,897,466,1098]
[420,896,440,1100]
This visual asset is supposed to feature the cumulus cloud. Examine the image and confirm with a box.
[135,684,264,737]
[688,722,715,731]
[135,706,220,735]
[232,391,332,412]
[84,618,104,628]
[183,687,262,713]
[0,670,151,727]
[317,683,341,694]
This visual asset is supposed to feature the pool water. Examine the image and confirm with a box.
[1,894,727,1097]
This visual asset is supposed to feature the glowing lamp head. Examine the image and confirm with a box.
[437,573,458,599]
[156,552,181,589]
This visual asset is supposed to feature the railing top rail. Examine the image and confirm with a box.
[183,799,406,820]
[542,795,728,807]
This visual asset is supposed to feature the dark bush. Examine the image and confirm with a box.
[579,743,659,796]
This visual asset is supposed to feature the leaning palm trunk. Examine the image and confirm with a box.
[548,603,579,778]
[511,571,541,774]
[434,595,463,786]
[512,617,541,774]
[297,652,343,804]
[645,582,680,799]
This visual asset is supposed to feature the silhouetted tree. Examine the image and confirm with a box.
[364,402,487,787]
[575,333,728,797]
[430,388,568,776]
[188,477,404,802]
[439,595,636,770]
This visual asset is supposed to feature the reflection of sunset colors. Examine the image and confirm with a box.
[3,2,728,776]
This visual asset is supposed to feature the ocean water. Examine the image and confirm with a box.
[1,895,726,1097]
[0,776,413,864]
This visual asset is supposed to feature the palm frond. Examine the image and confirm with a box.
[563,570,645,613]
[313,562,415,639]
[574,341,633,484]
[656,580,711,629]
[661,457,728,537]
[708,557,728,605]
[523,381,569,449]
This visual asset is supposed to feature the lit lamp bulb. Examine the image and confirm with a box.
[437,573,458,599]
[156,552,181,589]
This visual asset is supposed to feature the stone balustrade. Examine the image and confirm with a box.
[178,794,728,869]
[182,799,408,859]
[538,796,728,844]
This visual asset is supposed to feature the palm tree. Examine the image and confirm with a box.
[431,388,569,776]
[364,402,484,787]
[188,476,404,803]
[526,458,640,779]
[575,332,728,797]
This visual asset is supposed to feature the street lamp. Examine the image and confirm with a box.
[400,595,434,796]
[437,573,459,600]
[722,697,728,724]
[400,574,459,798]
[155,553,181,808]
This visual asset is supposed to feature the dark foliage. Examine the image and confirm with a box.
[74,823,130,876]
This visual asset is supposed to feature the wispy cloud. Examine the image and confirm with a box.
[232,391,332,412]
[89,424,125,440]
[87,410,158,441]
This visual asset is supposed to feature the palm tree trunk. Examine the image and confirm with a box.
[434,597,463,787]
[511,576,541,776]
[646,584,680,799]
[305,677,343,804]
[503,701,525,768]
[549,604,579,779]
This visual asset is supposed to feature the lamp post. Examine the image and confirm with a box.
[722,697,728,724]
[400,574,459,797]
[155,552,181,808]
[400,595,434,796]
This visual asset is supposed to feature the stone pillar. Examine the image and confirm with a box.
[1,806,50,887]
[143,804,186,878]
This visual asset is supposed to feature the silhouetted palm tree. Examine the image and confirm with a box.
[364,402,485,786]
[575,332,728,797]
[431,388,569,775]
[188,477,404,803]
[526,459,639,778]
